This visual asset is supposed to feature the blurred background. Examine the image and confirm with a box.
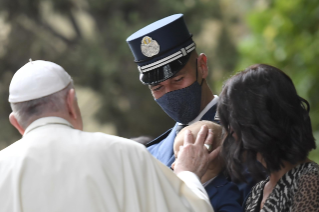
[0,0,318,162]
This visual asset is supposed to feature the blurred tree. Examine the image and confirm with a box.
[0,0,239,146]
[236,0,319,162]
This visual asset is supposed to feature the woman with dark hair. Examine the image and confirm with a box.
[218,64,319,211]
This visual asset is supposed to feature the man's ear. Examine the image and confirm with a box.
[9,113,25,135]
[197,53,209,79]
[66,89,78,120]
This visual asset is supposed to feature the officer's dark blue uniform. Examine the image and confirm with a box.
[127,14,255,211]
[205,173,242,212]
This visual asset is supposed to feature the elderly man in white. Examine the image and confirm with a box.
[0,60,218,212]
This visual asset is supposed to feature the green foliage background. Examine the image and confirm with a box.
[236,0,319,163]
[0,0,318,162]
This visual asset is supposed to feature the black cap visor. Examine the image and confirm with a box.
[139,53,191,85]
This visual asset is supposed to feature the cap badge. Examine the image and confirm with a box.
[141,36,160,57]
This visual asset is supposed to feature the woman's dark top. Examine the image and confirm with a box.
[244,162,319,212]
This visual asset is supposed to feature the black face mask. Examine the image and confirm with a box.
[155,80,202,124]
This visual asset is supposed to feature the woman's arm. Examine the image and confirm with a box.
[292,172,319,212]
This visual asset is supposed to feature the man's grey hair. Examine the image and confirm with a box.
[10,82,74,129]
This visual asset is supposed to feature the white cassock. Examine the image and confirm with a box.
[0,117,214,212]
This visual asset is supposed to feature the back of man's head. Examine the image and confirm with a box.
[10,84,73,129]
[8,60,82,133]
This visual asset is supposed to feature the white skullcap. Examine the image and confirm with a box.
[9,60,72,103]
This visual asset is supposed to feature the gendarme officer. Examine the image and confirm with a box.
[126,14,255,208]
[127,14,218,160]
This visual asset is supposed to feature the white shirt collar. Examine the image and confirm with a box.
[24,116,74,136]
[180,95,219,126]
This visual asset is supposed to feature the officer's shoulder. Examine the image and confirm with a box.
[146,128,172,147]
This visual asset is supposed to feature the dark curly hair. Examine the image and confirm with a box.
[218,64,316,182]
